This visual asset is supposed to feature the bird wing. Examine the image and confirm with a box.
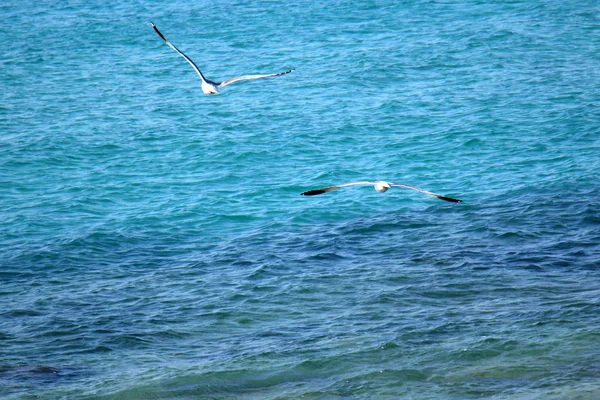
[152,23,210,84]
[389,183,462,203]
[301,182,376,196]
[218,69,294,88]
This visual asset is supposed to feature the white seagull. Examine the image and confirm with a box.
[301,181,462,203]
[151,23,294,95]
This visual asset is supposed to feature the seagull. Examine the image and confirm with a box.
[301,181,462,203]
[151,23,294,95]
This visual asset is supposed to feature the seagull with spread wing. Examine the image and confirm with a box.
[301,181,462,203]
[152,23,294,95]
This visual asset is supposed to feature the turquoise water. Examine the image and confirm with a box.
[1,0,600,398]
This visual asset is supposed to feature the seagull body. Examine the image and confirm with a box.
[151,23,293,95]
[301,181,462,203]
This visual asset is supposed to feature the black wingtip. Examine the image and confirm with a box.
[301,189,327,196]
[437,195,463,203]
[152,22,167,42]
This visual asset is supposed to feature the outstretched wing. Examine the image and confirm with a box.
[218,69,294,88]
[390,183,462,203]
[151,23,210,83]
[301,181,375,196]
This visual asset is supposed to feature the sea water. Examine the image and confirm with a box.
[1,0,599,399]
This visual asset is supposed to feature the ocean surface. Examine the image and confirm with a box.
[1,0,599,399]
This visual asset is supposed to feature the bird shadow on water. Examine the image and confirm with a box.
[0,364,83,397]
[288,204,468,269]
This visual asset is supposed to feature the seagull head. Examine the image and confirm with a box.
[374,181,391,193]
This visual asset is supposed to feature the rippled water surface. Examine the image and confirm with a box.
[1,1,600,399]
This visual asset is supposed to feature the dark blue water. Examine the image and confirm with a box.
[1,1,599,398]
